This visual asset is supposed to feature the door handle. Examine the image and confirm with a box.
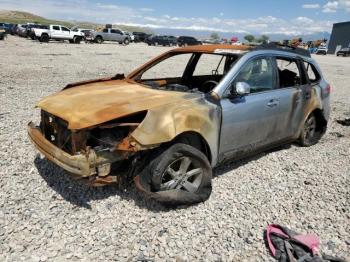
[267,99,279,107]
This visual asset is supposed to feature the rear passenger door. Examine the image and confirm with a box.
[61,26,71,40]
[111,29,123,42]
[51,25,62,38]
[272,56,308,139]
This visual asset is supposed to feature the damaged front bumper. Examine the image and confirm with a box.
[27,122,126,180]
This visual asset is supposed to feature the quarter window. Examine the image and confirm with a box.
[304,62,320,83]
[235,57,274,93]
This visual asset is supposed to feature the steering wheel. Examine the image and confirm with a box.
[202,80,219,93]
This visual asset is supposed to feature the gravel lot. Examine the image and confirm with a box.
[0,36,349,261]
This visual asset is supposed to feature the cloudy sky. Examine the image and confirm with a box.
[0,0,349,35]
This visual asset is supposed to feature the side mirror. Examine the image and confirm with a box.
[232,82,251,96]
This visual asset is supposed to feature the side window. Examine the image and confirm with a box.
[304,62,320,83]
[102,29,108,33]
[141,53,193,80]
[52,26,60,31]
[111,29,121,34]
[235,57,274,93]
[193,54,225,76]
[61,27,70,32]
[276,58,302,88]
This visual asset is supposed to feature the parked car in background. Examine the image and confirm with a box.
[336,47,350,57]
[10,24,18,35]
[34,25,84,43]
[72,28,94,42]
[0,23,14,34]
[132,32,148,42]
[178,36,202,47]
[146,35,177,46]
[92,28,130,45]
[17,24,29,37]
[315,46,327,55]
[0,24,6,40]
[27,24,49,39]
[123,31,135,42]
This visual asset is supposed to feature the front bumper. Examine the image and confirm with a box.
[28,122,125,178]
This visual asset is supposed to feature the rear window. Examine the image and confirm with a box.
[52,26,60,30]
[304,62,321,83]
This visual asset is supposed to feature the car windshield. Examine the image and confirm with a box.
[132,52,240,94]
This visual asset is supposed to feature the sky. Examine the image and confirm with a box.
[0,0,349,35]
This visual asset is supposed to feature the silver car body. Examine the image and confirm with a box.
[209,49,330,165]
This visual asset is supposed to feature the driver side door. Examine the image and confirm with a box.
[219,56,281,160]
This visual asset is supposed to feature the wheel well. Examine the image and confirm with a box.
[311,108,327,133]
[172,132,212,163]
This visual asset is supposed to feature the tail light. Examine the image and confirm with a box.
[322,84,331,99]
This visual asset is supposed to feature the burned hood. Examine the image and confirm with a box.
[37,80,198,130]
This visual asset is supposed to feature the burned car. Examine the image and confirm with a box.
[28,43,331,205]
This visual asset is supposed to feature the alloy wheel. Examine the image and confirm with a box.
[160,156,203,193]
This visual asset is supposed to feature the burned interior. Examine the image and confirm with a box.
[132,51,241,94]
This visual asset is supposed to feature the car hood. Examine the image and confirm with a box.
[37,80,199,130]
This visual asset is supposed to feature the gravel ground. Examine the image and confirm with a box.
[0,36,349,261]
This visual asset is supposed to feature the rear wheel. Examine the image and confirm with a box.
[40,34,49,43]
[137,143,212,206]
[95,36,103,44]
[299,113,321,146]
[73,36,81,44]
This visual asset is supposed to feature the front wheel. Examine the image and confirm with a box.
[123,38,130,45]
[298,114,321,146]
[136,143,212,206]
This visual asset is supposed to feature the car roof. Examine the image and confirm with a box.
[171,44,311,58]
[172,44,252,54]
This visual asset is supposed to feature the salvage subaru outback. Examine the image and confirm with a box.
[28,43,331,205]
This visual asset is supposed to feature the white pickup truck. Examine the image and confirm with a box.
[34,25,84,44]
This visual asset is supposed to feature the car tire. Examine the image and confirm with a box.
[95,36,103,44]
[73,36,81,44]
[298,113,322,147]
[40,34,49,43]
[137,143,212,206]
[123,38,130,45]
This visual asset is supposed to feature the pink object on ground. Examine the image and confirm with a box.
[266,224,320,257]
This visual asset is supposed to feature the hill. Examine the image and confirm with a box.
[0,10,150,32]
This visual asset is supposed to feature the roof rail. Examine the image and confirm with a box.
[254,42,311,58]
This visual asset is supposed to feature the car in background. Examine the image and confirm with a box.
[0,23,14,34]
[146,35,177,46]
[92,28,130,45]
[27,24,49,39]
[122,31,135,42]
[132,32,148,42]
[315,46,327,55]
[72,28,94,42]
[177,36,202,47]
[17,24,29,37]
[33,25,84,43]
[336,47,350,57]
[0,24,6,40]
